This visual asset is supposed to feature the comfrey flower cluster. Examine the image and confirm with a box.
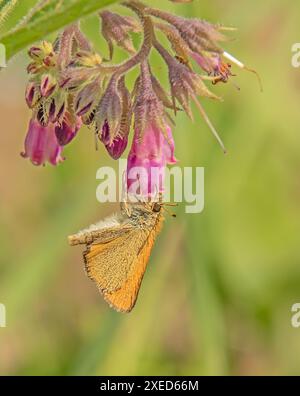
[21,0,260,196]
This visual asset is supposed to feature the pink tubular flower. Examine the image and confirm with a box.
[55,113,82,146]
[100,120,128,160]
[127,124,177,197]
[105,135,128,160]
[21,119,64,166]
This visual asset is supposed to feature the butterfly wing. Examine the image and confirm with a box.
[68,214,131,246]
[84,215,164,312]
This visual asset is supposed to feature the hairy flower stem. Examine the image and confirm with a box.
[73,23,91,52]
[57,24,76,70]
[146,6,228,35]
[144,6,180,27]
[140,60,152,91]
[57,23,91,70]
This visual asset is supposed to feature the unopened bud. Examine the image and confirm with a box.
[40,74,57,98]
[95,76,122,143]
[28,41,54,61]
[100,10,141,59]
[75,51,102,67]
[25,82,40,108]
[75,80,102,117]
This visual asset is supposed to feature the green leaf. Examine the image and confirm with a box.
[0,0,120,60]
[0,0,20,27]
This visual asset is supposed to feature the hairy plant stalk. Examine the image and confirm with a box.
[57,24,76,69]
[73,23,91,52]
[10,0,52,31]
[144,6,180,26]
[0,0,19,27]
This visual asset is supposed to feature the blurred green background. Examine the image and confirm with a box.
[1,0,300,376]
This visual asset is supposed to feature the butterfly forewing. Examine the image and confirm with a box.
[73,204,164,312]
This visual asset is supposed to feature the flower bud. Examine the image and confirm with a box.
[55,113,82,146]
[74,51,102,68]
[25,82,41,109]
[170,59,219,115]
[27,62,42,74]
[133,62,175,141]
[147,9,225,54]
[75,80,102,117]
[95,76,122,143]
[28,41,54,61]
[151,74,175,110]
[100,10,141,59]
[40,74,57,98]
[60,67,97,91]
[154,44,219,117]
[48,91,67,124]
[101,121,129,160]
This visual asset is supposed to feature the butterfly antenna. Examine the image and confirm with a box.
[161,202,178,218]
[163,202,178,207]
[229,79,241,91]
[162,206,177,218]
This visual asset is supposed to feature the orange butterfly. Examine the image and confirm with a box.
[68,201,165,313]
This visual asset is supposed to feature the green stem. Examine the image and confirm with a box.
[0,0,120,60]
[10,0,53,31]
[0,0,19,27]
